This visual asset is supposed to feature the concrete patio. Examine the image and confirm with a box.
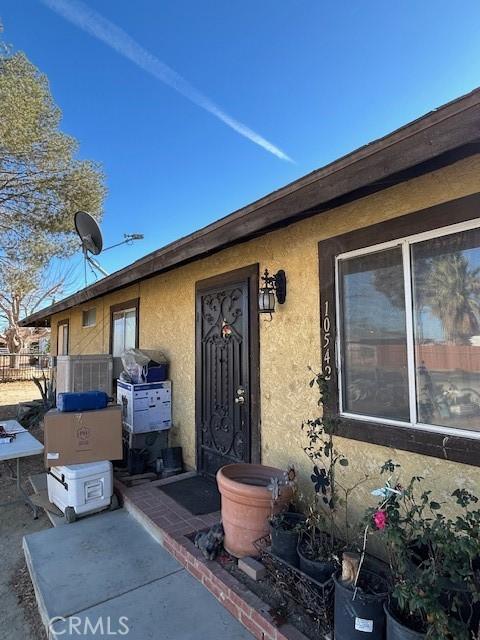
[24,508,253,639]
[23,469,311,639]
[115,475,311,640]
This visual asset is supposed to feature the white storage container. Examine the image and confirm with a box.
[117,380,172,433]
[47,461,113,521]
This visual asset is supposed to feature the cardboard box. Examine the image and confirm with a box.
[44,405,122,467]
[117,380,172,433]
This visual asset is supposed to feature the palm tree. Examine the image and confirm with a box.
[424,253,480,344]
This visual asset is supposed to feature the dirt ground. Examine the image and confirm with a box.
[0,381,49,640]
[0,380,42,421]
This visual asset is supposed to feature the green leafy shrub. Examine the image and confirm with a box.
[368,460,480,639]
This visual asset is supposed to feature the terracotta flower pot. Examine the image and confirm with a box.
[217,463,293,558]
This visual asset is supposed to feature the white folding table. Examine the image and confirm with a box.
[0,420,44,518]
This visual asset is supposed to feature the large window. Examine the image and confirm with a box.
[337,222,480,438]
[110,299,139,357]
[338,247,409,422]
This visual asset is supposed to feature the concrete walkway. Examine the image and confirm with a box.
[24,509,252,639]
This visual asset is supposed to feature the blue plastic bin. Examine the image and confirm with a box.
[57,391,110,413]
[146,364,169,382]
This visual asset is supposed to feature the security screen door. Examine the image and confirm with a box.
[196,267,259,477]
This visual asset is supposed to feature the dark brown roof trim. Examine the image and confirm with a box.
[21,88,480,327]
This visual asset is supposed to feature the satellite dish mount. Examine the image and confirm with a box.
[75,211,109,284]
[74,211,144,287]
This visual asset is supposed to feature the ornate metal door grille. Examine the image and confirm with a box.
[196,279,251,477]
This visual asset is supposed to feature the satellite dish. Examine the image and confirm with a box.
[75,211,103,255]
[73,210,143,287]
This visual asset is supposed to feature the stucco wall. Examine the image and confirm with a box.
[50,155,480,522]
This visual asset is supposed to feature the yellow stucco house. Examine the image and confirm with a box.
[21,89,480,516]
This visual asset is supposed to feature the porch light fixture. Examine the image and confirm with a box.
[258,268,287,319]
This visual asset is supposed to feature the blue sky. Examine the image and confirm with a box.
[2,1,480,295]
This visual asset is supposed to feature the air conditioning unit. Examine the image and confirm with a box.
[56,355,113,397]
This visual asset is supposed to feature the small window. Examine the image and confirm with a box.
[82,308,96,328]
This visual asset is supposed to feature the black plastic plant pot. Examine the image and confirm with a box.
[161,446,183,471]
[128,449,148,475]
[297,544,337,582]
[333,571,388,640]
[384,603,426,640]
[270,513,305,567]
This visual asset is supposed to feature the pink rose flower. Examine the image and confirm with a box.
[373,510,388,530]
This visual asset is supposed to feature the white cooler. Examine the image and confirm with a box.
[47,461,113,522]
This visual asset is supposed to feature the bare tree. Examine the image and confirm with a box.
[0,259,75,352]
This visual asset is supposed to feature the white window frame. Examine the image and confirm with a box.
[335,216,480,441]
[111,307,137,357]
[82,308,96,328]
[57,321,69,356]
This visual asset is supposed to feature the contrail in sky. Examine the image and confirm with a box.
[41,0,293,162]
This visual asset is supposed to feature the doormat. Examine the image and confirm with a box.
[157,475,221,516]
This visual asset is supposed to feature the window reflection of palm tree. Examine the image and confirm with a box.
[375,251,480,423]
[376,251,480,343]
[425,253,480,344]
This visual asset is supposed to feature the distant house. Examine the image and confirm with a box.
[20,89,480,509]
[0,327,50,354]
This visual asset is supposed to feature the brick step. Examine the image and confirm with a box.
[115,477,317,640]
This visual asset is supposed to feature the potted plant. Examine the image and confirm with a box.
[297,370,367,576]
[297,502,340,581]
[268,465,305,566]
[270,510,305,567]
[368,460,480,639]
[300,370,388,638]
[216,463,294,558]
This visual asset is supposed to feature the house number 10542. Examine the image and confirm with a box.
[323,300,332,380]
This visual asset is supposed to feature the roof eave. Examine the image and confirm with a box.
[20,88,480,327]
